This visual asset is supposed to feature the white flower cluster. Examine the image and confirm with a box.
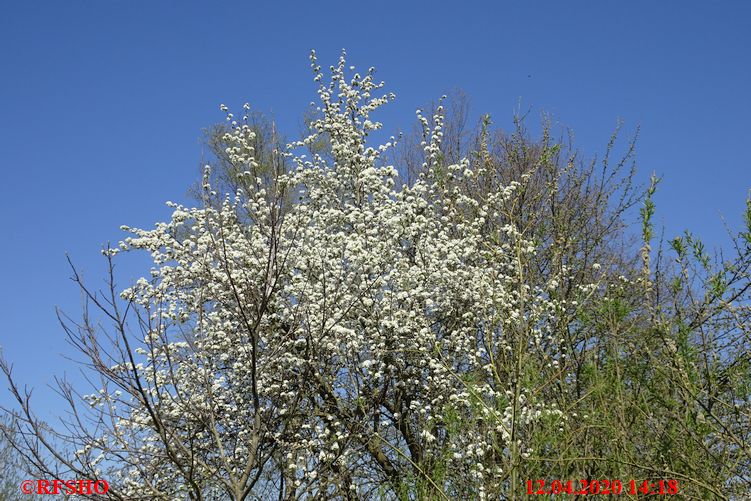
[85,52,590,499]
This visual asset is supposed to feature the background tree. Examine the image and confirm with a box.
[0,414,24,501]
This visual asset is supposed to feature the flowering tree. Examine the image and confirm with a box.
[2,51,750,500]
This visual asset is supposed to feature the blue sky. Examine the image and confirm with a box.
[1,2,749,415]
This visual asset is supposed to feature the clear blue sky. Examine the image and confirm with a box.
[1,2,749,415]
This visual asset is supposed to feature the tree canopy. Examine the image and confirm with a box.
[2,51,750,500]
